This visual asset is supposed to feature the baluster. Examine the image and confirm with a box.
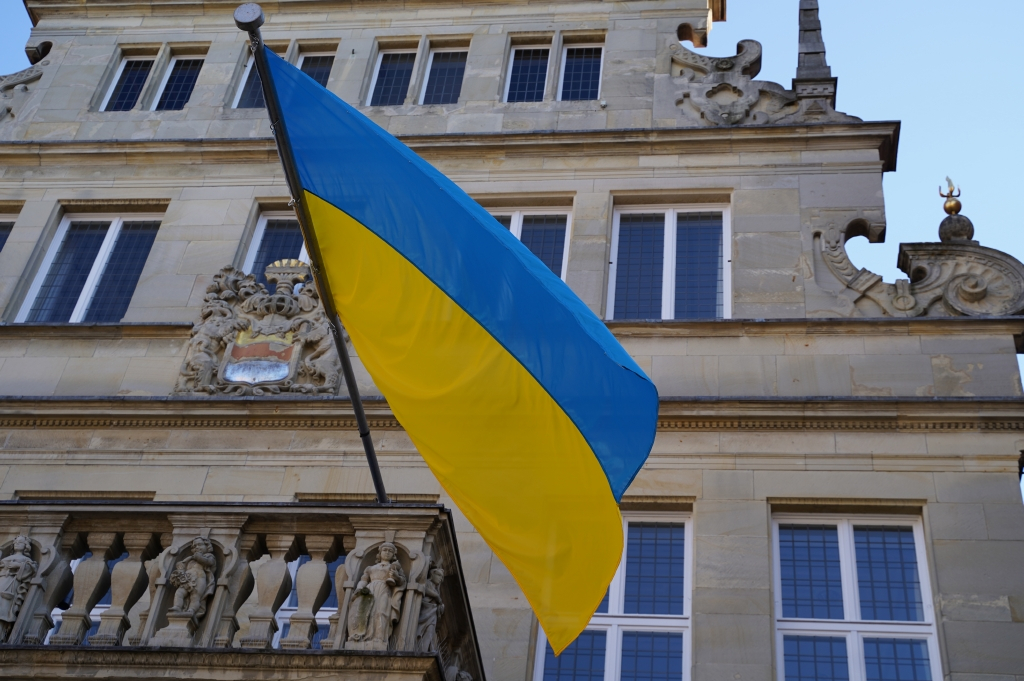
[279,535,335,649]
[50,532,120,646]
[127,532,170,646]
[88,532,156,646]
[238,534,294,649]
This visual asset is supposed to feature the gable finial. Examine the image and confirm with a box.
[796,0,832,80]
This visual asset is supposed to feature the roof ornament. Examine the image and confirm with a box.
[938,177,975,242]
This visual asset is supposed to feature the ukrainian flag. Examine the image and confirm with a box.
[264,50,658,652]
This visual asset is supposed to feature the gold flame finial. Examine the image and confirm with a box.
[940,177,962,215]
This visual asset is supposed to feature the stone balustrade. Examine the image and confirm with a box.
[0,501,482,681]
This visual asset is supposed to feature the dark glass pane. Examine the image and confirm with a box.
[493,215,513,230]
[674,212,723,320]
[27,221,110,323]
[507,48,549,102]
[854,526,924,622]
[779,525,844,619]
[105,60,153,111]
[863,639,932,681]
[322,554,345,609]
[0,223,13,253]
[237,63,265,108]
[520,214,567,276]
[84,221,159,323]
[300,55,335,87]
[252,219,304,290]
[623,522,685,615]
[543,630,606,681]
[561,47,602,100]
[423,51,467,105]
[155,58,203,110]
[614,213,664,320]
[783,636,849,681]
[287,555,312,607]
[370,52,416,106]
[310,622,329,649]
[620,632,683,681]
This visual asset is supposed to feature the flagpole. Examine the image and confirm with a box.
[234,2,389,505]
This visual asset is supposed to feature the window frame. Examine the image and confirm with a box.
[99,57,154,112]
[149,55,204,111]
[242,211,308,278]
[488,209,572,281]
[418,48,468,105]
[772,514,941,681]
[15,213,163,324]
[531,513,694,681]
[366,49,418,107]
[557,43,604,101]
[606,205,732,321]
[297,51,336,87]
[503,45,551,103]
[232,55,259,109]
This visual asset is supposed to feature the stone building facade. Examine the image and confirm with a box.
[0,1,1023,681]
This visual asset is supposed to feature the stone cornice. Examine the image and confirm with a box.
[0,322,190,338]
[0,123,901,170]
[0,396,1020,433]
[608,316,1024,337]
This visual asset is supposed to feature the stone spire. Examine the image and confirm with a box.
[796,0,832,80]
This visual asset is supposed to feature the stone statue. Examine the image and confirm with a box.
[416,563,445,652]
[347,542,406,648]
[0,535,37,641]
[168,537,217,619]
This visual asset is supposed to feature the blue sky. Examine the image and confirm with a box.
[1,2,1023,494]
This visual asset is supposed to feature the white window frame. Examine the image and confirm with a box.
[243,211,308,277]
[366,50,418,106]
[298,51,336,84]
[557,44,604,101]
[772,515,942,681]
[100,57,154,112]
[489,209,572,281]
[503,46,551,103]
[606,205,732,321]
[532,513,693,681]
[232,55,258,108]
[16,213,162,324]
[418,48,468,105]
[149,55,202,111]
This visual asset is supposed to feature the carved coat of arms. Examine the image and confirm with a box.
[175,260,342,395]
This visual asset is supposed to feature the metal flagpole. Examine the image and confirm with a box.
[233,2,389,504]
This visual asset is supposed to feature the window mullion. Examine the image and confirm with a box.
[838,519,860,624]
[418,51,436,104]
[150,57,177,111]
[606,623,620,681]
[661,210,674,320]
[512,211,523,240]
[243,214,270,273]
[70,218,122,323]
[100,59,129,111]
[606,212,620,320]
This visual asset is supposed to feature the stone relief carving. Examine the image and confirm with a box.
[168,537,217,619]
[0,62,46,122]
[346,542,406,651]
[0,535,37,642]
[174,261,342,396]
[415,562,445,653]
[808,189,1024,318]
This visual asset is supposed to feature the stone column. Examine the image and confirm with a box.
[279,535,335,649]
[50,532,120,646]
[88,532,155,646]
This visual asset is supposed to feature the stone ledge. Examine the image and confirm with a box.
[0,323,191,339]
[608,316,1024,337]
[0,643,442,681]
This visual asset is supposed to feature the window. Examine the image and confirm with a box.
[773,517,941,681]
[420,50,467,105]
[152,57,204,111]
[0,218,14,253]
[101,59,154,111]
[606,208,730,321]
[272,553,345,648]
[367,51,417,106]
[299,53,335,87]
[17,215,161,324]
[243,212,307,290]
[234,56,266,108]
[489,211,571,280]
[505,47,549,102]
[534,516,692,681]
[559,46,603,101]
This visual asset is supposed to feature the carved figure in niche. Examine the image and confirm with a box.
[347,542,406,647]
[416,563,445,652]
[0,535,37,640]
[168,537,217,619]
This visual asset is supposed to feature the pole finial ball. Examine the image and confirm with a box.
[234,3,265,32]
